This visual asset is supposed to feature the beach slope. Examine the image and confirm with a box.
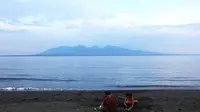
[0,90,200,112]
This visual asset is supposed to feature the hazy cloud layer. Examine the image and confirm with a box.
[0,0,200,54]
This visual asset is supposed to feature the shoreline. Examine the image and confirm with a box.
[1,84,200,91]
[0,90,200,112]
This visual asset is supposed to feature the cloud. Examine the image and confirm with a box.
[83,14,200,37]
[51,19,83,29]
[2,14,200,38]
[2,12,200,39]
[0,17,82,37]
[147,9,200,25]
[137,24,200,37]
[0,19,44,31]
[1,0,200,54]
[17,14,47,25]
[86,14,140,28]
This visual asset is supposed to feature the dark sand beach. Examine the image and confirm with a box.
[0,90,200,112]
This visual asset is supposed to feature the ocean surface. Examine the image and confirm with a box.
[0,56,200,91]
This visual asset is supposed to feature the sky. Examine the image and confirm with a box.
[0,0,200,54]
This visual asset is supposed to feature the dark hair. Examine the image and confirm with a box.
[126,93,132,97]
[104,91,111,95]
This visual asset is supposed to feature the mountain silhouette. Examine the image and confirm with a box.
[37,45,162,56]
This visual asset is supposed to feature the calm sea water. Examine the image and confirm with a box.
[0,56,200,90]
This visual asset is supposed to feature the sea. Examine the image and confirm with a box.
[0,56,200,91]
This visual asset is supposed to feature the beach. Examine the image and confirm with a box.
[0,90,200,112]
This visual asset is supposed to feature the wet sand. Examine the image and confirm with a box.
[0,90,200,112]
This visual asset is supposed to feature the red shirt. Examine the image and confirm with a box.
[125,96,133,105]
[103,95,118,109]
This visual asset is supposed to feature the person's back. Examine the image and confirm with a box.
[102,91,118,112]
[103,94,117,109]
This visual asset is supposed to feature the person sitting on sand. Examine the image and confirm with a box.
[124,93,138,112]
[95,91,118,112]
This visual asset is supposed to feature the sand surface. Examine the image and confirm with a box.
[0,90,200,112]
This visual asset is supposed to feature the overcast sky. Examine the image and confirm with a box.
[0,0,200,54]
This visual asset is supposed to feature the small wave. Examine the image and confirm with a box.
[156,79,200,82]
[0,87,93,91]
[113,85,198,88]
[0,87,61,91]
[0,77,78,82]
[0,68,22,70]
[7,74,33,76]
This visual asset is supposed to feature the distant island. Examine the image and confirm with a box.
[1,45,200,57]
[35,45,163,56]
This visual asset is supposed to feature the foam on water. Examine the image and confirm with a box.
[1,85,200,91]
[0,87,55,91]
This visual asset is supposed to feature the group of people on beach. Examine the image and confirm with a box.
[94,91,138,112]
